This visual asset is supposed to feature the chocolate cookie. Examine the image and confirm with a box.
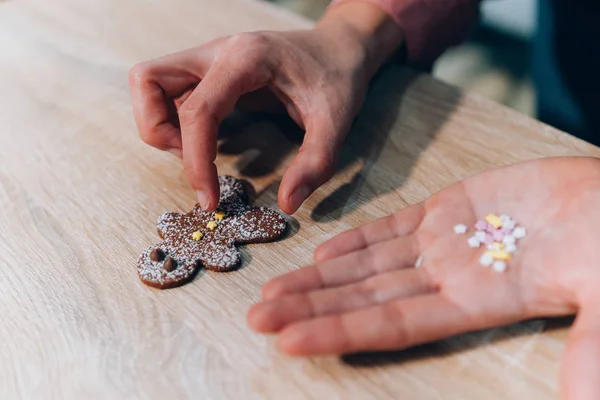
[138,176,288,289]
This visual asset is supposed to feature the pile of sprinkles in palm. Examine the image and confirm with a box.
[453,214,527,272]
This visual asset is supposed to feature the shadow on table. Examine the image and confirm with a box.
[310,64,461,221]
[218,111,304,179]
[340,317,574,368]
[216,64,463,221]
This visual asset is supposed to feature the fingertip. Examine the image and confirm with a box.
[277,326,308,356]
[289,185,310,214]
[279,146,337,214]
[277,182,299,215]
[195,188,219,212]
[314,234,349,263]
[198,189,219,212]
[261,278,287,301]
[313,245,330,263]
[277,199,295,216]
[195,190,211,211]
[278,182,312,215]
[246,304,266,332]
[184,162,219,211]
[247,302,280,333]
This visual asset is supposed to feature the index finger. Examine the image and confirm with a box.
[177,54,272,210]
[277,294,472,356]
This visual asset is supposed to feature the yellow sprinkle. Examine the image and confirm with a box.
[206,221,218,231]
[214,211,226,221]
[486,250,511,261]
[485,214,503,229]
[192,231,203,241]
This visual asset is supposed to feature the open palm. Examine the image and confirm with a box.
[249,156,600,400]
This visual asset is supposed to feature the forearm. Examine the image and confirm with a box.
[328,0,483,69]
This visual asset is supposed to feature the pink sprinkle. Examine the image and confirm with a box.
[500,227,513,234]
[492,230,505,241]
[475,220,488,231]
[485,224,496,233]
[484,233,495,245]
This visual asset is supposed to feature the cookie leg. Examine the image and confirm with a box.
[200,241,243,272]
[137,244,201,289]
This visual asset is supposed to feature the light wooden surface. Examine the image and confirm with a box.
[2,0,600,399]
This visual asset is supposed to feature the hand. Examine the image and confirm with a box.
[129,2,403,214]
[249,157,600,400]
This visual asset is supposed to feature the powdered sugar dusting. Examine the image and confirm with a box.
[137,176,288,289]
[137,246,199,289]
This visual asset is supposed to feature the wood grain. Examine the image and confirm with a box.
[1,0,598,398]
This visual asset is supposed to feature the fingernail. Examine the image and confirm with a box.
[196,190,210,210]
[289,185,310,212]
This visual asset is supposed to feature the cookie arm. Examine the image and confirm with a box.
[231,208,288,245]
[156,212,187,239]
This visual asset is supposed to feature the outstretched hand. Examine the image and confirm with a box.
[249,157,600,400]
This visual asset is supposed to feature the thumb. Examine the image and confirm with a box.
[278,118,345,214]
[561,303,600,400]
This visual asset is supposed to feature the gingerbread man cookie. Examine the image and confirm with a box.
[138,176,287,289]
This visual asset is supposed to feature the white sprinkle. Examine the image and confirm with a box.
[487,243,502,251]
[415,255,424,268]
[480,253,494,267]
[513,227,527,239]
[475,231,487,242]
[505,243,517,253]
[500,214,511,222]
[454,224,468,234]
[493,261,507,272]
[503,219,516,230]
[502,235,516,245]
[468,236,481,248]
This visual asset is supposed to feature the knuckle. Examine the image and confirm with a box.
[178,97,211,124]
[226,31,270,54]
[129,61,152,85]
[357,279,379,303]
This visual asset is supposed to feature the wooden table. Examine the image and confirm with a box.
[2,0,599,398]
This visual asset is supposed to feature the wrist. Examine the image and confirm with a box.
[316,1,404,79]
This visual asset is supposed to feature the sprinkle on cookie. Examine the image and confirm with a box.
[206,221,218,231]
[214,211,226,221]
[192,231,203,241]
